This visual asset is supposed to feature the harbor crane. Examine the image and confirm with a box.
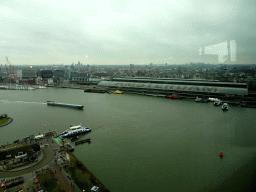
[5,57,14,78]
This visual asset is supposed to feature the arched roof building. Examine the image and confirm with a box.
[98,77,248,95]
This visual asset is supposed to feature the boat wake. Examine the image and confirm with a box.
[1,100,47,105]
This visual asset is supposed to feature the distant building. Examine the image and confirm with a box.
[22,69,37,79]
[16,70,22,78]
[41,70,53,79]
[68,71,88,81]
[53,69,66,82]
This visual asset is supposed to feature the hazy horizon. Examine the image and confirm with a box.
[1,0,255,65]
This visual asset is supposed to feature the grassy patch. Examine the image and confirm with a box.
[37,172,63,192]
[0,118,8,126]
[67,152,110,192]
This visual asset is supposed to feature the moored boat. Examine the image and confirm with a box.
[167,94,184,99]
[209,98,220,102]
[84,88,108,93]
[113,90,123,94]
[61,127,91,138]
[33,85,46,89]
[195,97,202,102]
[214,100,222,106]
[59,124,85,136]
[222,103,229,111]
[169,95,179,99]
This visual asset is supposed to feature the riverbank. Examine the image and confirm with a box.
[67,152,110,192]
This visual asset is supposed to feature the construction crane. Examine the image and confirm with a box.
[5,64,8,77]
[5,57,14,78]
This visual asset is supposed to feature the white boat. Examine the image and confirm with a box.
[6,85,35,90]
[33,85,46,89]
[213,100,222,106]
[222,103,229,111]
[69,124,83,130]
[59,124,88,136]
[35,134,44,140]
[61,127,91,138]
[209,98,220,102]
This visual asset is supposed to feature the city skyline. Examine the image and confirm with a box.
[1,0,256,65]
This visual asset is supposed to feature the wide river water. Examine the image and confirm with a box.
[1,88,256,191]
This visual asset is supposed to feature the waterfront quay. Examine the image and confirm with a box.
[0,132,106,192]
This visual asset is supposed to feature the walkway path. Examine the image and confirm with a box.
[0,135,82,192]
[0,140,54,178]
[50,164,75,192]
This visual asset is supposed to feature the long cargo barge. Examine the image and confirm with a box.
[47,101,84,109]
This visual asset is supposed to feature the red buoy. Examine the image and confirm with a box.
[219,152,223,157]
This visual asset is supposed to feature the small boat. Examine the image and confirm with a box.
[209,98,220,102]
[168,94,184,99]
[113,90,123,94]
[214,100,222,106]
[222,103,229,111]
[71,136,79,142]
[168,95,179,99]
[195,97,202,102]
[195,97,209,103]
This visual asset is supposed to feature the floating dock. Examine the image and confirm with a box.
[47,101,84,109]
[75,138,91,146]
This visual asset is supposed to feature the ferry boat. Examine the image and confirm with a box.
[47,101,84,109]
[69,124,83,130]
[59,124,85,136]
[222,103,229,111]
[61,127,91,138]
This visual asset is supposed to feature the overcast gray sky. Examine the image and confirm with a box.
[0,0,255,65]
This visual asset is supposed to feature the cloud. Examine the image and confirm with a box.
[0,0,255,64]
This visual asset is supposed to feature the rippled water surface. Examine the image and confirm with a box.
[1,88,256,191]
